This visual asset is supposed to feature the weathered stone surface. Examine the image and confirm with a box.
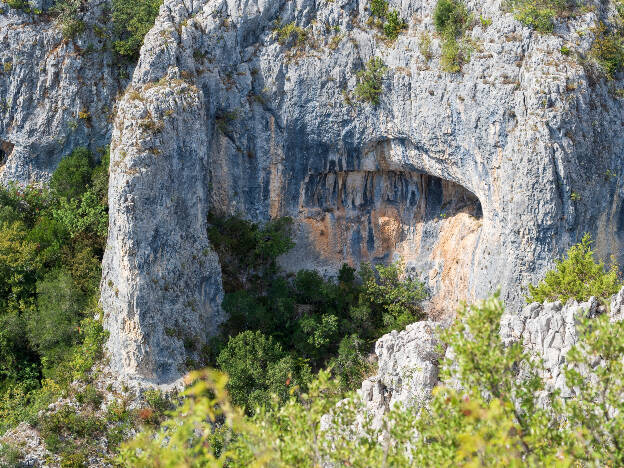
[100,76,224,384]
[101,0,624,380]
[0,0,123,183]
[500,293,617,398]
[359,321,442,425]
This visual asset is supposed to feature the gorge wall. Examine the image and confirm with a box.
[2,0,624,384]
[0,0,125,182]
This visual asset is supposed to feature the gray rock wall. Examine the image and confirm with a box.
[101,76,224,384]
[359,321,442,426]
[100,0,624,381]
[0,0,124,182]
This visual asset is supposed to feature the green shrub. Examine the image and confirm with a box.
[527,233,622,304]
[50,148,93,201]
[383,10,407,40]
[207,214,294,292]
[590,23,624,79]
[369,0,388,18]
[357,260,427,332]
[216,331,302,412]
[440,36,462,72]
[75,384,103,409]
[26,269,85,377]
[433,0,470,72]
[434,0,469,38]
[274,22,308,46]
[512,2,556,32]
[508,0,579,33]
[39,405,106,455]
[5,0,30,12]
[142,389,174,425]
[0,442,23,466]
[53,189,108,241]
[112,0,163,58]
[354,57,387,105]
[330,334,375,391]
[52,0,86,40]
[61,18,86,40]
[418,32,433,61]
[368,0,406,41]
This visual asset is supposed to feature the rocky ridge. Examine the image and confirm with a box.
[360,286,624,424]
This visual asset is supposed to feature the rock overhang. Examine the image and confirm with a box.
[98,0,624,382]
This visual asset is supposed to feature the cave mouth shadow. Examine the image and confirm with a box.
[301,170,483,223]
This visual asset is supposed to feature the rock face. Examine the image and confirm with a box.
[100,77,224,384]
[3,0,623,382]
[359,321,442,426]
[0,1,124,182]
[101,0,624,381]
[360,287,624,423]
[499,297,600,397]
[500,290,624,398]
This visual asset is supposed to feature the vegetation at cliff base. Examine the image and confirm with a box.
[119,288,624,467]
[206,213,427,412]
[0,147,109,433]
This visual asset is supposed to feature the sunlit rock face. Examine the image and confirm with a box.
[100,0,624,382]
[0,0,123,183]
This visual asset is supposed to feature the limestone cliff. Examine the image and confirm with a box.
[0,1,124,182]
[2,0,624,384]
[100,0,624,382]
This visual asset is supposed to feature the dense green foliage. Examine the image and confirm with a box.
[354,57,387,105]
[112,0,164,58]
[433,0,470,72]
[216,331,301,411]
[527,233,622,304]
[120,289,624,467]
[0,147,109,434]
[590,22,624,79]
[207,213,426,412]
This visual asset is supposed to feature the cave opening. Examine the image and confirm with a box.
[278,169,484,315]
[297,169,482,262]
